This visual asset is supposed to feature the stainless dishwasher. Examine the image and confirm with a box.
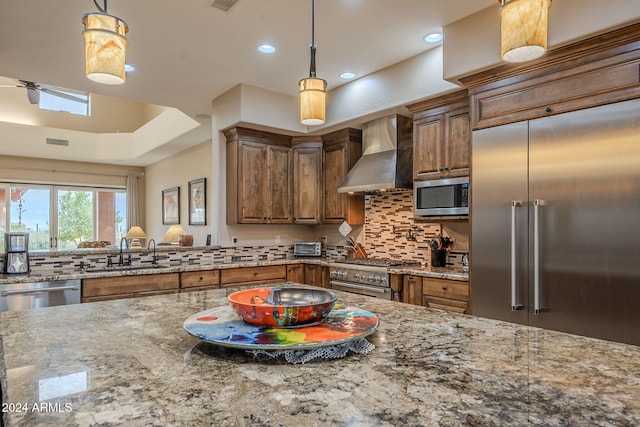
[0,280,81,312]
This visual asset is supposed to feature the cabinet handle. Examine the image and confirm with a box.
[442,286,447,291]
[443,166,449,171]
[511,201,523,311]
[534,199,545,315]
[199,276,204,281]
[438,167,444,171]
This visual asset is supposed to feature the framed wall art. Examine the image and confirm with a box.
[162,187,180,225]
[189,178,206,225]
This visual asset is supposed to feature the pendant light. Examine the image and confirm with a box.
[299,0,327,126]
[82,0,129,84]
[499,0,551,63]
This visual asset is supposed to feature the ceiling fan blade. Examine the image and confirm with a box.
[26,87,40,104]
[40,87,89,104]
[0,84,24,88]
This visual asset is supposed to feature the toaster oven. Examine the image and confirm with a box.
[294,241,322,257]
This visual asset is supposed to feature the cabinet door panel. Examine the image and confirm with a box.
[239,142,268,222]
[402,275,423,305]
[323,144,347,222]
[293,146,321,224]
[445,108,470,176]
[286,264,304,283]
[414,117,443,179]
[268,146,292,223]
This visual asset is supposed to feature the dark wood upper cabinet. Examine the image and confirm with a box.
[407,90,470,181]
[321,128,364,224]
[292,137,322,224]
[224,127,292,224]
[460,23,640,130]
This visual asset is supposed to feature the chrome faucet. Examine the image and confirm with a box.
[118,236,130,266]
[147,238,158,265]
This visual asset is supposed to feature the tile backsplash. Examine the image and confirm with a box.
[362,190,468,267]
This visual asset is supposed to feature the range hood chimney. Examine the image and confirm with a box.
[337,115,413,194]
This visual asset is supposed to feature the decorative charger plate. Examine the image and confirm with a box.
[183,304,379,350]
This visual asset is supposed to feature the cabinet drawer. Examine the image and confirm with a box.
[83,273,180,298]
[221,279,284,289]
[424,296,468,314]
[179,285,220,293]
[220,265,287,285]
[422,278,469,301]
[181,270,220,288]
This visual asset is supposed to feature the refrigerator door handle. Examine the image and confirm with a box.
[511,201,523,311]
[534,199,545,315]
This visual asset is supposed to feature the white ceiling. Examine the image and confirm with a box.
[0,0,496,165]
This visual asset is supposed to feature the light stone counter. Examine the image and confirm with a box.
[0,259,467,285]
[1,285,637,426]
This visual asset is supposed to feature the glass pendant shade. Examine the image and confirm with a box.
[299,77,327,126]
[499,0,551,63]
[82,12,129,84]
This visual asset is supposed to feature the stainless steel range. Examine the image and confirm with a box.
[329,258,421,300]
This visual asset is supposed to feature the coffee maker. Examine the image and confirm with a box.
[4,233,29,274]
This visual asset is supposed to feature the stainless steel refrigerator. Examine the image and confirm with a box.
[471,98,640,346]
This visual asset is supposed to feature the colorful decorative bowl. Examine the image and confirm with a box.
[227,286,338,327]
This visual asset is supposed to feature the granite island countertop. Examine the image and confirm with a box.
[1,285,637,426]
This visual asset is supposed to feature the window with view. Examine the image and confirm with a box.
[0,184,126,252]
[39,86,90,116]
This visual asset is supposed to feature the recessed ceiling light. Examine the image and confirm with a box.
[423,32,443,43]
[340,72,356,79]
[124,64,135,72]
[258,44,276,54]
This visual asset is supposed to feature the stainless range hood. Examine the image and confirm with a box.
[337,115,413,194]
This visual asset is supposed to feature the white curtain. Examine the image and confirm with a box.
[126,174,140,227]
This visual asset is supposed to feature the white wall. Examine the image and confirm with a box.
[144,140,213,245]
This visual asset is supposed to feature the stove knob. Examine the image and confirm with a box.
[367,275,375,281]
[341,271,348,278]
[354,273,361,280]
[330,269,337,278]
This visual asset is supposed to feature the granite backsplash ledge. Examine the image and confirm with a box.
[0,245,351,276]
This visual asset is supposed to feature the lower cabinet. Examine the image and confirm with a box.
[180,270,220,292]
[402,275,423,305]
[303,264,323,287]
[220,265,287,288]
[422,278,469,314]
[286,264,304,283]
[82,273,180,303]
[400,275,470,314]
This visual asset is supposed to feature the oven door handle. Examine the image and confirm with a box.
[330,280,391,294]
[1,285,79,297]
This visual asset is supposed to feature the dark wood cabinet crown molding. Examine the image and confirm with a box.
[223,126,292,147]
[406,89,469,117]
[461,22,640,130]
[321,127,362,147]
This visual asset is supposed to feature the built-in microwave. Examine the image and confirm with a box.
[414,177,469,217]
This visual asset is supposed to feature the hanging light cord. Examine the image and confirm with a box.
[309,0,317,78]
[93,0,108,13]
